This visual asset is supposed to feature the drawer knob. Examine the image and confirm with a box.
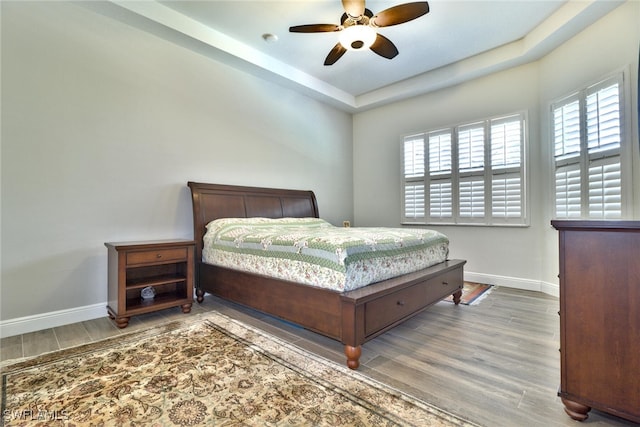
[442,281,449,286]
[156,254,162,258]
[397,300,406,306]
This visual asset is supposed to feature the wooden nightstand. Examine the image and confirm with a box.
[105,239,195,328]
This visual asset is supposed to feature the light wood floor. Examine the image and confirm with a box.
[1,287,636,426]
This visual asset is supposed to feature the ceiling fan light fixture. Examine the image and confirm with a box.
[289,1,430,65]
[339,25,376,51]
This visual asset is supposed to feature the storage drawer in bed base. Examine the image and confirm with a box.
[363,268,462,337]
[339,259,466,345]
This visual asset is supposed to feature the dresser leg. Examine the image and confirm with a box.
[181,303,192,313]
[561,397,591,421]
[196,288,205,303]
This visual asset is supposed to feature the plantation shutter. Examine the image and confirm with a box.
[586,80,622,218]
[554,98,581,159]
[400,111,527,226]
[458,178,484,218]
[457,125,485,219]
[553,96,582,218]
[552,75,624,219]
[490,116,523,220]
[402,135,426,220]
[588,158,621,218]
[555,164,581,218]
[586,82,621,152]
[427,131,453,220]
[458,124,484,171]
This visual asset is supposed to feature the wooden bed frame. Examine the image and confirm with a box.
[188,182,466,369]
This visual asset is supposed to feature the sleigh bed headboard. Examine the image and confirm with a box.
[187,182,319,262]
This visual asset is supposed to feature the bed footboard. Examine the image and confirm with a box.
[339,259,465,369]
[198,258,465,369]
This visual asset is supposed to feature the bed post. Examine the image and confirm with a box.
[340,295,366,369]
[344,346,362,370]
[196,287,206,303]
[452,289,462,304]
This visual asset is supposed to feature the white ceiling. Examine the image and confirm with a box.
[96,0,624,112]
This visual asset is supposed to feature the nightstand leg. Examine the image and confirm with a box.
[114,317,130,329]
[181,303,192,313]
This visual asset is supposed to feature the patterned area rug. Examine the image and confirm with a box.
[444,282,493,305]
[1,312,477,426]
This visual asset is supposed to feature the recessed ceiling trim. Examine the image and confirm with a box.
[110,0,358,109]
[102,0,623,113]
[355,0,624,111]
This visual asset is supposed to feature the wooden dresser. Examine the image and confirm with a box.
[551,220,640,423]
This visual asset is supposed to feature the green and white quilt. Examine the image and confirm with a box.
[203,217,449,292]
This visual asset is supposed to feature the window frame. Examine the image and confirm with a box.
[401,111,529,227]
[550,70,632,220]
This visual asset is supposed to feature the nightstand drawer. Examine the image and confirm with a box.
[126,248,188,266]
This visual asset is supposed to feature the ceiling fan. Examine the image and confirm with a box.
[289,0,430,66]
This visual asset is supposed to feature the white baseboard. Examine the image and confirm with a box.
[539,281,559,298]
[0,303,107,338]
[465,271,559,298]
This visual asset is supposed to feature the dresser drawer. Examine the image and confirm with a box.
[365,283,427,336]
[126,248,188,266]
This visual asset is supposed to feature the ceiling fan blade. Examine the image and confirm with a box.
[342,0,365,17]
[289,24,341,33]
[324,43,348,66]
[370,34,399,59]
[371,1,430,27]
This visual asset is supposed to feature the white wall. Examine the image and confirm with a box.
[353,1,639,293]
[537,0,640,287]
[353,62,548,290]
[0,2,353,332]
[2,1,638,336]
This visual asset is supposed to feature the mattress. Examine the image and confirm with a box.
[202,217,449,292]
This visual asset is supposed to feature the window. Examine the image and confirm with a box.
[402,112,527,226]
[552,73,627,219]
